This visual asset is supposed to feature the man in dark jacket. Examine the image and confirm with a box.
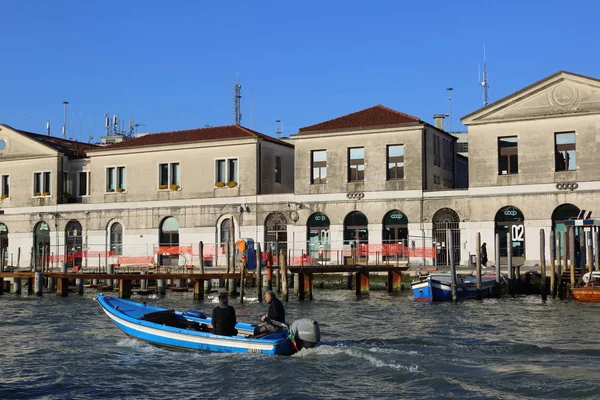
[210,292,238,336]
[254,291,286,336]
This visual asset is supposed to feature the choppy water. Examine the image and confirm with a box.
[1,288,600,400]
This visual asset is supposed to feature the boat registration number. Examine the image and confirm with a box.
[248,349,263,354]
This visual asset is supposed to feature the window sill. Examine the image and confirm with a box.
[105,191,127,194]
[310,182,327,185]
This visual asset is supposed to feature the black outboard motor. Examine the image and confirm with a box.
[290,319,321,350]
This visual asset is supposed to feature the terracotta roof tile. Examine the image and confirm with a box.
[298,105,421,134]
[94,125,293,150]
[14,128,99,157]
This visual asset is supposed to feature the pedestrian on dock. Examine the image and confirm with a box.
[210,292,238,336]
[254,290,286,336]
[481,243,488,268]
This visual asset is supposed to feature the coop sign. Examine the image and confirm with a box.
[390,213,404,220]
[314,215,327,221]
[504,210,518,216]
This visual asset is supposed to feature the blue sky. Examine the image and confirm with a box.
[1,0,599,142]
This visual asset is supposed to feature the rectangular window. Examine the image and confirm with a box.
[274,156,281,183]
[33,172,51,196]
[158,163,180,188]
[106,167,126,192]
[78,172,89,196]
[498,137,518,175]
[1,175,9,198]
[348,147,365,182]
[216,160,226,183]
[215,159,238,184]
[228,159,238,182]
[555,132,576,171]
[311,150,327,184]
[387,145,404,180]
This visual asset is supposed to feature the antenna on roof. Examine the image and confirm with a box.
[275,120,284,139]
[62,101,69,139]
[105,113,110,136]
[479,43,490,106]
[446,88,453,133]
[46,120,51,136]
[233,75,242,126]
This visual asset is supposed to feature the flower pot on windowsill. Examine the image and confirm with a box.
[34,192,41,197]
[42,192,50,197]
[158,185,168,190]
[226,181,238,188]
[0,194,8,200]
[215,182,226,188]
[106,189,115,193]
[170,184,180,191]
[116,188,125,193]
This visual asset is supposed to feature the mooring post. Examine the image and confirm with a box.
[239,246,247,304]
[140,270,148,291]
[476,232,482,299]
[193,279,205,301]
[298,272,305,301]
[540,229,547,301]
[76,278,84,296]
[199,241,210,293]
[448,229,457,302]
[275,265,281,294]
[307,273,314,300]
[557,232,564,297]
[550,230,556,297]
[586,229,593,275]
[256,242,263,302]
[34,271,43,296]
[56,262,68,297]
[119,279,132,299]
[13,277,22,295]
[569,226,576,288]
[107,263,114,288]
[280,249,288,302]
[387,270,402,294]
[507,231,513,295]
[267,265,273,291]
[495,233,501,286]
[156,279,166,296]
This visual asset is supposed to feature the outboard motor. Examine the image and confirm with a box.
[290,319,321,350]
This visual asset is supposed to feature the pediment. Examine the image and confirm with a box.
[0,125,58,159]
[462,72,600,125]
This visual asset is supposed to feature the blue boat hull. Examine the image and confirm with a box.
[411,276,501,302]
[95,294,291,355]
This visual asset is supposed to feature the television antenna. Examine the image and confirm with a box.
[478,44,490,106]
[275,120,284,139]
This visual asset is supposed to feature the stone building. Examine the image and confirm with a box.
[0,70,598,269]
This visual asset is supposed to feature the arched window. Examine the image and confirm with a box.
[344,211,368,243]
[65,220,83,269]
[159,217,179,266]
[265,212,287,260]
[307,212,330,260]
[110,223,123,256]
[34,221,51,269]
[220,218,233,247]
[494,206,525,260]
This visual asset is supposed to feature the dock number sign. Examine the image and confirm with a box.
[511,224,524,242]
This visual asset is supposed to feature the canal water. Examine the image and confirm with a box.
[1,289,600,400]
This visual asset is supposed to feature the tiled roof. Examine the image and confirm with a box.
[298,105,421,134]
[14,128,99,157]
[94,125,293,150]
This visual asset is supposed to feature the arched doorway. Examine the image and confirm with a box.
[344,211,368,263]
[382,210,408,260]
[495,206,525,265]
[159,217,179,266]
[307,212,330,261]
[220,218,234,248]
[265,212,287,262]
[432,208,460,266]
[33,221,51,270]
[0,223,8,266]
[65,220,83,269]
[552,204,580,258]
[110,223,123,256]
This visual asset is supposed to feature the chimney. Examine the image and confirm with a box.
[433,114,446,130]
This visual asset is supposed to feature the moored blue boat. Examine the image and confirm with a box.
[95,294,320,355]
[411,274,502,302]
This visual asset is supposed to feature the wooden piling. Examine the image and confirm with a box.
[298,272,305,301]
[56,262,68,297]
[355,271,369,297]
[256,242,263,302]
[448,229,457,302]
[13,278,21,295]
[550,230,556,297]
[557,232,563,297]
[540,229,547,301]
[239,247,247,304]
[280,249,288,302]
[387,270,402,294]
[119,279,132,299]
[586,229,593,275]
[476,232,481,299]
[495,233,501,285]
[193,279,205,301]
[507,231,513,295]
[156,279,166,295]
[27,277,34,295]
[306,273,314,300]
[76,278,84,296]
[200,241,210,293]
[34,271,43,296]
[569,226,576,287]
